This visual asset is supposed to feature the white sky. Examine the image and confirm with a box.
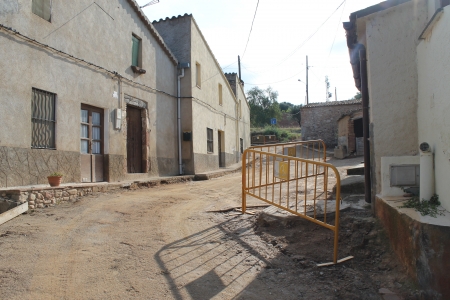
[136,0,381,105]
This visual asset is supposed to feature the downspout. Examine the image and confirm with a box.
[177,63,190,175]
[359,48,372,204]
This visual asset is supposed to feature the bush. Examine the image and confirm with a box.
[251,126,300,142]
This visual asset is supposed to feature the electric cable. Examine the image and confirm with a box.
[242,0,260,58]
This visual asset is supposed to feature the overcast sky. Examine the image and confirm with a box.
[136,0,381,105]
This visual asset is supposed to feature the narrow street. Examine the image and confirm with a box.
[0,171,415,299]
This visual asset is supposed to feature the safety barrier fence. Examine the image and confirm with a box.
[242,148,341,264]
[250,139,327,163]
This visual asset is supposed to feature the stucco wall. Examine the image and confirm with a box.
[300,101,362,148]
[417,7,450,211]
[0,0,179,186]
[153,15,250,173]
[361,0,428,195]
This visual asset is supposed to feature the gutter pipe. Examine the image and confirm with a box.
[359,48,372,204]
[177,64,188,175]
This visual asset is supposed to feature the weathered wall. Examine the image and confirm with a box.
[417,7,450,211]
[0,0,179,186]
[300,100,362,148]
[360,0,428,195]
[153,15,250,173]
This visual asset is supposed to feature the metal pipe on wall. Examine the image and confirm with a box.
[359,48,372,204]
[177,68,185,175]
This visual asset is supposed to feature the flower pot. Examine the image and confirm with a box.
[47,176,62,187]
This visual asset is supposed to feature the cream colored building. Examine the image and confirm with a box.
[0,1,250,188]
[153,14,250,174]
[344,0,450,210]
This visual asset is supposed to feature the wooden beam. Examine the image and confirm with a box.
[0,203,28,226]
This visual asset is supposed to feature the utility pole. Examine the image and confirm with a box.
[306,55,309,105]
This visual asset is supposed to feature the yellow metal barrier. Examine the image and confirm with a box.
[250,139,327,163]
[242,148,341,264]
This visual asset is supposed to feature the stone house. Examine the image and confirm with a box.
[300,99,362,149]
[344,0,450,296]
[336,110,364,158]
[153,14,250,174]
[0,0,249,188]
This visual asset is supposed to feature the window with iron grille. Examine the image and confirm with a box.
[32,0,52,22]
[207,128,213,153]
[31,88,56,149]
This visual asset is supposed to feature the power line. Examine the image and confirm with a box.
[327,0,347,62]
[246,70,303,86]
[242,0,259,58]
[245,0,346,76]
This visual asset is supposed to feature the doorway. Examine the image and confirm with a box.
[80,105,104,182]
[218,130,225,168]
[127,105,143,173]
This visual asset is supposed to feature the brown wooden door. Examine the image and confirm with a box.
[127,105,142,173]
[80,105,104,182]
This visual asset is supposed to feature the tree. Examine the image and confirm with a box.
[351,91,362,100]
[279,101,294,112]
[247,87,281,127]
[325,76,332,101]
[289,104,302,126]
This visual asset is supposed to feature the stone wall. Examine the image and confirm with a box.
[300,100,362,148]
[0,146,80,188]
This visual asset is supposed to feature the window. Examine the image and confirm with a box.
[196,63,201,88]
[207,128,213,153]
[31,88,56,149]
[218,84,223,105]
[132,34,141,67]
[240,138,244,154]
[32,0,51,22]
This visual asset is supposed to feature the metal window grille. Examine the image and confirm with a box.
[32,88,56,149]
[32,0,51,22]
[207,128,213,153]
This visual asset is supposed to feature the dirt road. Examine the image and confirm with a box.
[0,171,416,299]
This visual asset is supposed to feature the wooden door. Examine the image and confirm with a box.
[80,105,104,182]
[127,105,142,173]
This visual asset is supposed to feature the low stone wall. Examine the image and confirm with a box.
[375,196,450,298]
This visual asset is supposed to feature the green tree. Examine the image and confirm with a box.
[247,87,281,127]
[289,104,302,126]
[279,101,294,112]
[351,91,362,100]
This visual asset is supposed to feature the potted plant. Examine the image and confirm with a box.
[48,172,63,187]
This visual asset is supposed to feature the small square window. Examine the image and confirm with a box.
[32,88,56,149]
[207,128,213,153]
[32,0,52,22]
[132,34,141,67]
[196,63,201,88]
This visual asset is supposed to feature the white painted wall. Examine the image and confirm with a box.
[380,156,420,197]
[361,0,428,193]
[417,6,450,211]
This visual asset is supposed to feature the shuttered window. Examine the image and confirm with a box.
[207,128,213,153]
[32,0,51,22]
[132,35,141,67]
[31,88,56,149]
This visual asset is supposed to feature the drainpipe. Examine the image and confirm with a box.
[177,63,190,175]
[359,48,372,204]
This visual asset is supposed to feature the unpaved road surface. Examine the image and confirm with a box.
[0,170,419,299]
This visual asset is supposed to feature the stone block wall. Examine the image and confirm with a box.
[300,100,362,148]
[0,146,81,188]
